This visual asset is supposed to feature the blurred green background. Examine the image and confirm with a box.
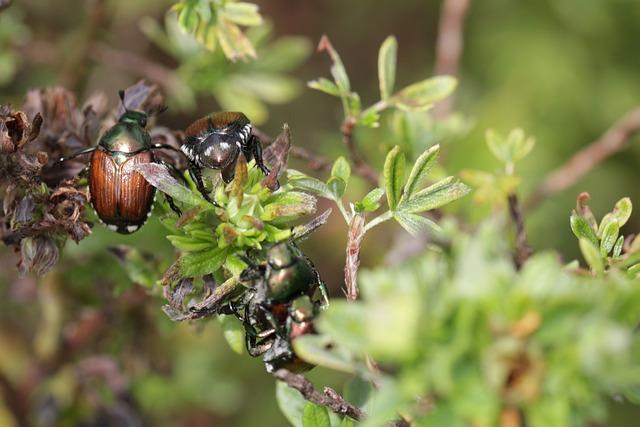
[1,0,640,426]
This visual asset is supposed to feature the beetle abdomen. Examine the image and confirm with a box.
[89,148,155,234]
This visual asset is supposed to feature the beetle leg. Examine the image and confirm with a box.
[188,162,220,207]
[58,146,96,163]
[221,148,240,184]
[149,143,186,156]
[249,135,270,176]
[155,159,186,216]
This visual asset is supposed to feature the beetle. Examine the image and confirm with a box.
[180,112,271,205]
[230,241,329,372]
[59,91,183,234]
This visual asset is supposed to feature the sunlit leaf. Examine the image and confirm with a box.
[302,403,331,427]
[392,76,456,112]
[402,144,439,199]
[398,176,469,214]
[378,35,397,100]
[383,146,405,210]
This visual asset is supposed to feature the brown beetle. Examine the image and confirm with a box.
[59,92,182,233]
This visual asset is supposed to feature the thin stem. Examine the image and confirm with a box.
[335,199,351,224]
[507,193,530,269]
[273,369,364,421]
[344,214,366,301]
[364,210,393,232]
[341,117,380,187]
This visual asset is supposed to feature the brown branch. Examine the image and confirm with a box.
[527,108,640,210]
[344,213,365,301]
[273,369,364,421]
[341,118,380,186]
[433,0,471,118]
[507,193,530,269]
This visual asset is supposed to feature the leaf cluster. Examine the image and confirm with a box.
[292,223,640,426]
[570,193,640,276]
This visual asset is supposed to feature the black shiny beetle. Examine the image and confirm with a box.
[59,91,183,234]
[229,242,328,372]
[181,112,270,205]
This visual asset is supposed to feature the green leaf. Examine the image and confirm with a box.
[293,335,358,374]
[277,381,306,427]
[358,108,380,128]
[378,35,397,100]
[327,176,347,200]
[485,129,508,163]
[166,235,213,252]
[179,247,229,277]
[402,144,440,199]
[612,197,633,227]
[613,235,625,258]
[219,315,245,354]
[261,191,317,223]
[287,170,333,199]
[135,163,210,208]
[579,238,604,275]
[331,157,351,186]
[308,78,341,97]
[222,2,263,26]
[599,218,620,257]
[398,176,469,213]
[392,76,457,112]
[340,418,355,427]
[393,211,441,237]
[384,146,405,210]
[356,188,384,213]
[302,403,331,427]
[570,212,599,247]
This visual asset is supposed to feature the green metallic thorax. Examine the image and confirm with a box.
[98,111,151,164]
[266,243,317,302]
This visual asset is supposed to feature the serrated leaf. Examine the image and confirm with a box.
[600,218,620,256]
[393,211,441,237]
[331,157,351,185]
[579,238,604,275]
[398,176,469,213]
[378,35,397,100]
[277,381,306,427]
[308,78,341,97]
[570,212,599,247]
[219,314,245,354]
[392,76,456,112]
[179,247,229,278]
[302,403,331,427]
[384,146,405,210]
[261,192,317,223]
[403,144,440,199]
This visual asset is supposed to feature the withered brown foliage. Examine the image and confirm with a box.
[0,81,175,275]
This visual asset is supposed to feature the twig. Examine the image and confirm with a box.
[527,108,640,210]
[273,369,364,421]
[341,118,380,186]
[507,193,530,269]
[433,0,471,118]
[344,213,365,301]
